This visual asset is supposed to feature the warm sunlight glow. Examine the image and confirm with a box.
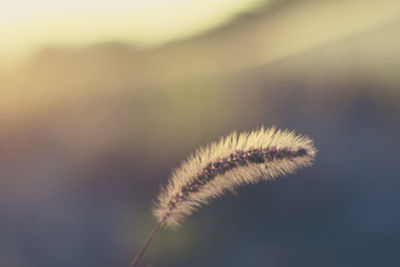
[0,0,263,69]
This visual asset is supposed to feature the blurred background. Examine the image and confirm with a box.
[1,0,400,266]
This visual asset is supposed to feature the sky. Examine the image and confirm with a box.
[0,0,264,70]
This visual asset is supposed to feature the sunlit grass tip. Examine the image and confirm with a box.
[131,126,317,267]
[153,126,317,228]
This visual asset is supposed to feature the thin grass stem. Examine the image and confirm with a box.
[130,218,165,267]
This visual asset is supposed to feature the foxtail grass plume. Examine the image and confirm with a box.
[131,126,316,267]
[153,126,317,228]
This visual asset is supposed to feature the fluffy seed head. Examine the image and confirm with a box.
[153,126,317,228]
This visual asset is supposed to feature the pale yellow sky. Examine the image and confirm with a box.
[0,0,263,70]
